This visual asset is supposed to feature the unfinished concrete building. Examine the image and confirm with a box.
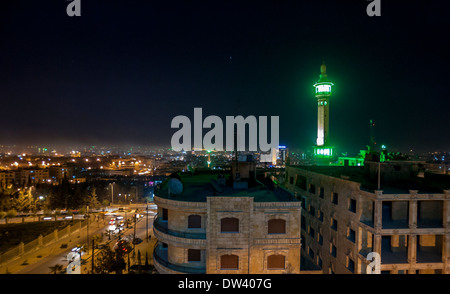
[285,161,450,274]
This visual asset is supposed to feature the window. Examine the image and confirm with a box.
[188,215,201,229]
[221,217,239,233]
[162,208,168,221]
[268,219,286,234]
[318,233,323,246]
[301,215,306,230]
[347,228,356,243]
[267,255,285,269]
[309,205,315,217]
[331,245,337,258]
[309,248,315,259]
[319,187,324,199]
[289,177,294,185]
[188,249,201,262]
[296,175,307,190]
[347,257,355,273]
[301,196,307,210]
[318,210,324,222]
[331,218,338,231]
[309,227,315,238]
[309,184,316,194]
[349,198,357,213]
[221,254,239,270]
[332,192,338,205]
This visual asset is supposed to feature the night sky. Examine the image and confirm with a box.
[0,0,449,154]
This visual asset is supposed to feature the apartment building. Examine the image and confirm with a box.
[152,160,302,274]
[285,162,450,274]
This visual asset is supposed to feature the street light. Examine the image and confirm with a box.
[146,202,149,243]
[109,182,115,205]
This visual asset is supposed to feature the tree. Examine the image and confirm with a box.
[10,189,36,213]
[93,247,126,274]
[49,264,64,274]
[87,187,101,209]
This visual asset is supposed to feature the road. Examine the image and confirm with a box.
[14,206,156,274]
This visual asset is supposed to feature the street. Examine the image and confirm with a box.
[12,205,156,274]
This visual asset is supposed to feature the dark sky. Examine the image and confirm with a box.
[0,0,449,154]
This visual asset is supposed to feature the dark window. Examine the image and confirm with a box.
[309,184,316,194]
[309,206,315,217]
[347,258,355,273]
[301,215,306,230]
[289,176,294,185]
[318,210,324,222]
[318,234,323,245]
[221,254,239,269]
[188,215,201,229]
[349,199,357,213]
[162,208,168,221]
[188,249,201,262]
[332,192,338,205]
[296,175,307,190]
[331,219,338,231]
[221,217,239,233]
[301,196,307,210]
[319,187,324,199]
[348,229,356,243]
[331,245,337,258]
[309,248,315,259]
[268,219,286,234]
[267,255,285,269]
[309,227,315,238]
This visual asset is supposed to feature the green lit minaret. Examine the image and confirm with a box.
[313,62,334,158]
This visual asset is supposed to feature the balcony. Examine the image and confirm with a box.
[153,216,206,240]
[153,243,206,274]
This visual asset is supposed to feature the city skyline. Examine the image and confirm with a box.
[0,1,449,154]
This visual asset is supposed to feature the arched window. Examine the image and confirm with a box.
[188,215,201,228]
[267,254,285,269]
[221,254,239,269]
[220,217,239,233]
[268,219,286,234]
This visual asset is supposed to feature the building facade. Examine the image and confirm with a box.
[152,173,302,274]
[285,164,450,274]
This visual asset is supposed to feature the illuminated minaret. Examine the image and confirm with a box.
[313,62,334,158]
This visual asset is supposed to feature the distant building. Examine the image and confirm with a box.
[152,160,303,274]
[285,161,450,274]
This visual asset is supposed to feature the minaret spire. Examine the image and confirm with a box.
[313,61,334,160]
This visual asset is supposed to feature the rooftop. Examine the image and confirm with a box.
[290,163,450,194]
[155,172,298,202]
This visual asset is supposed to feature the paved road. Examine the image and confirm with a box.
[9,206,156,274]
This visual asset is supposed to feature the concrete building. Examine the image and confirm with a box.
[152,159,302,274]
[285,162,450,274]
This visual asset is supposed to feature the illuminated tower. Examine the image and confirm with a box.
[313,62,334,158]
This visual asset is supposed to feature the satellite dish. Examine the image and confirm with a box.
[168,178,183,195]
[210,180,224,193]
